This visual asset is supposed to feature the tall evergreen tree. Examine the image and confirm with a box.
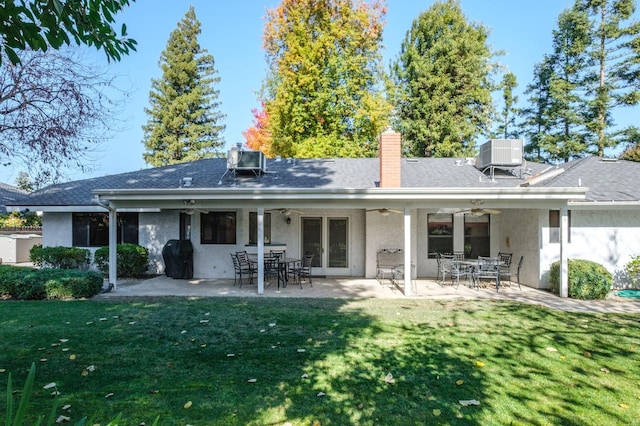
[142,6,225,167]
[522,58,555,161]
[577,0,640,156]
[390,0,495,157]
[261,0,391,158]
[546,6,592,161]
[494,72,520,139]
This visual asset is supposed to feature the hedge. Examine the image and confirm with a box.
[0,265,103,300]
[549,259,612,300]
[94,243,149,277]
[29,245,91,270]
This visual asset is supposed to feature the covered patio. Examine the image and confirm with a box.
[94,275,640,314]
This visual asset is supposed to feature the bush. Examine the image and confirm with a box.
[623,255,640,288]
[29,245,91,269]
[549,259,613,299]
[94,244,149,277]
[0,265,103,300]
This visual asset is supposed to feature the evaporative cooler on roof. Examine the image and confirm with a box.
[476,139,524,170]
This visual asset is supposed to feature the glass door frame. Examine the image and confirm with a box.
[300,215,350,276]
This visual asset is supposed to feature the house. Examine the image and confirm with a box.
[6,132,640,297]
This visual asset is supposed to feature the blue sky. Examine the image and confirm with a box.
[6,0,635,185]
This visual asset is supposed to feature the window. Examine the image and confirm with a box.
[464,215,490,259]
[249,212,271,244]
[180,213,191,240]
[201,212,236,244]
[549,210,571,243]
[72,213,139,247]
[428,214,453,258]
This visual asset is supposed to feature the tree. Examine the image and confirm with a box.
[262,0,391,158]
[494,72,520,139]
[521,58,555,161]
[242,102,272,153]
[0,0,137,66]
[0,48,127,183]
[391,0,496,158]
[577,0,640,156]
[142,6,225,167]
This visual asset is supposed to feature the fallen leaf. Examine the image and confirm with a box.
[199,320,209,323]
[260,329,266,333]
[59,339,69,343]
[51,391,60,396]
[43,382,57,389]
[459,399,480,406]
[476,361,485,367]
[600,367,610,373]
[297,349,306,353]
[560,355,566,360]
[546,347,558,352]
[99,318,107,321]
[181,330,187,334]
[384,373,395,384]
[619,403,630,409]
[269,322,276,327]
[317,392,326,397]
[62,348,70,352]
[247,378,257,383]
[301,373,309,379]
[0,369,6,373]
[200,344,207,348]
[62,404,71,410]
[149,389,159,394]
[456,380,464,386]
[105,393,114,398]
[205,312,210,316]
[129,321,136,325]
[56,415,70,423]
[69,354,76,360]
[227,353,235,357]
[584,351,592,358]
[184,401,192,409]
[81,370,89,377]
[433,409,441,416]
[86,321,93,325]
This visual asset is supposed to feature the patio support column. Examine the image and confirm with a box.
[560,207,569,298]
[257,207,265,295]
[108,207,117,291]
[404,208,412,296]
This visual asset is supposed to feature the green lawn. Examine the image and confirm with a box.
[1,297,639,425]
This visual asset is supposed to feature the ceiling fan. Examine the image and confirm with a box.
[266,208,304,216]
[366,208,403,216]
[458,208,501,216]
[181,208,209,215]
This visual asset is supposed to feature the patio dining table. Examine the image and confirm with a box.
[248,255,301,290]
[457,258,503,291]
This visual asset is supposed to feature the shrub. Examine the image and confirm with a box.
[549,259,613,299]
[0,265,103,300]
[94,244,149,277]
[623,255,640,288]
[29,245,91,269]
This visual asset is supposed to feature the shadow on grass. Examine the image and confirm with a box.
[1,298,639,424]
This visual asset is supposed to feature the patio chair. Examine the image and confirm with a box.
[472,256,501,291]
[263,255,281,288]
[498,252,513,279]
[440,254,467,288]
[501,255,523,290]
[376,249,403,284]
[291,254,313,288]
[231,253,256,288]
[435,253,444,282]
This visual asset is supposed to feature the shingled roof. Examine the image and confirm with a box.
[7,155,639,208]
[0,182,27,213]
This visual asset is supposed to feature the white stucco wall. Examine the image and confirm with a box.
[365,209,418,279]
[498,209,543,288]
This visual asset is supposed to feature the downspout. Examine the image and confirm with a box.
[95,196,117,292]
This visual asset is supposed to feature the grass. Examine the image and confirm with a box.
[1,297,639,425]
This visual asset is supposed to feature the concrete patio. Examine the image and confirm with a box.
[96,275,640,314]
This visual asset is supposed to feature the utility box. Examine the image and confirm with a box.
[477,139,523,169]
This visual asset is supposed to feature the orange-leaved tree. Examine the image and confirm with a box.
[242,102,273,155]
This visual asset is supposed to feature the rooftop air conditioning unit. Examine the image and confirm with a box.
[227,148,266,173]
[477,139,523,170]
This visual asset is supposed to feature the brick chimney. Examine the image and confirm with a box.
[379,129,402,187]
